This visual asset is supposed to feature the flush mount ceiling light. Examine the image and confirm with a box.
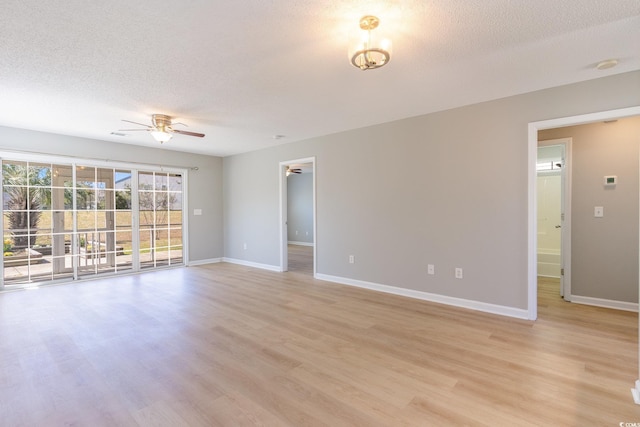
[596,59,618,70]
[349,15,392,70]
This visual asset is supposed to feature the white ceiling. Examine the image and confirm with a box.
[0,1,638,157]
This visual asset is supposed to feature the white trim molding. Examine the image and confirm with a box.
[222,258,282,272]
[187,258,222,266]
[279,156,317,276]
[632,380,640,404]
[315,273,529,320]
[570,295,638,312]
[288,241,315,247]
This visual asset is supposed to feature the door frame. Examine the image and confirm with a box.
[537,138,572,300]
[279,156,316,276]
[527,105,640,320]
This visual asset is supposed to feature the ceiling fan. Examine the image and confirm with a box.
[118,114,205,143]
[286,167,302,176]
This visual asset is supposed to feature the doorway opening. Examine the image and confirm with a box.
[537,139,571,302]
[279,157,316,276]
[528,106,640,320]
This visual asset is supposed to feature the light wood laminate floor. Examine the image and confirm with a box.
[0,267,638,426]
[287,244,313,276]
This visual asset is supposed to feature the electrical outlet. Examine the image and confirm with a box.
[455,268,463,279]
[295,230,299,235]
[349,255,355,264]
[428,264,435,275]
[243,243,247,250]
[306,231,309,236]
[594,206,604,218]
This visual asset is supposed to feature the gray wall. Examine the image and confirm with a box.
[223,71,640,310]
[0,126,224,262]
[287,173,314,244]
[540,117,640,303]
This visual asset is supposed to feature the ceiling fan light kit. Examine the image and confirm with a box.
[150,130,172,143]
[118,113,205,144]
[286,167,302,177]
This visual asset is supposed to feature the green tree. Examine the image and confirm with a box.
[3,163,51,248]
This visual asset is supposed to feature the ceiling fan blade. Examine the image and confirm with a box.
[122,119,152,128]
[118,128,153,132]
[172,129,205,138]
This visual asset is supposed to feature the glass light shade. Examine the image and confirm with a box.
[349,17,392,70]
[150,131,172,143]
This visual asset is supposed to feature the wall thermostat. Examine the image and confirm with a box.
[604,175,617,186]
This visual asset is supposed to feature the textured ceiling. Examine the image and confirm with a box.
[0,1,638,157]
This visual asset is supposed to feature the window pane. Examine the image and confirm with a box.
[139,172,154,188]
[155,173,168,191]
[169,209,182,227]
[34,211,52,233]
[139,210,154,226]
[29,163,52,187]
[169,228,183,247]
[155,192,169,212]
[169,192,182,211]
[139,190,154,211]
[3,162,27,186]
[116,231,132,256]
[96,189,113,210]
[115,211,132,228]
[95,211,108,229]
[76,166,95,187]
[63,188,74,209]
[3,186,28,210]
[139,228,152,251]
[54,165,73,189]
[77,211,96,230]
[168,174,182,191]
[97,168,114,190]
[115,189,131,209]
[30,188,51,210]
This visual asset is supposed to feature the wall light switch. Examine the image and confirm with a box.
[594,206,604,218]
[194,209,202,216]
[428,264,435,275]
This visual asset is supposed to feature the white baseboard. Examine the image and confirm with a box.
[632,380,640,404]
[222,257,282,272]
[570,295,638,312]
[188,258,222,266]
[288,241,314,247]
[315,273,529,320]
[536,274,561,279]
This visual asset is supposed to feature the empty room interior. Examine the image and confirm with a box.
[1,2,640,425]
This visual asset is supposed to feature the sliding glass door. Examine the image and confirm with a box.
[1,158,185,289]
[138,171,183,269]
[2,161,74,284]
[75,166,134,277]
